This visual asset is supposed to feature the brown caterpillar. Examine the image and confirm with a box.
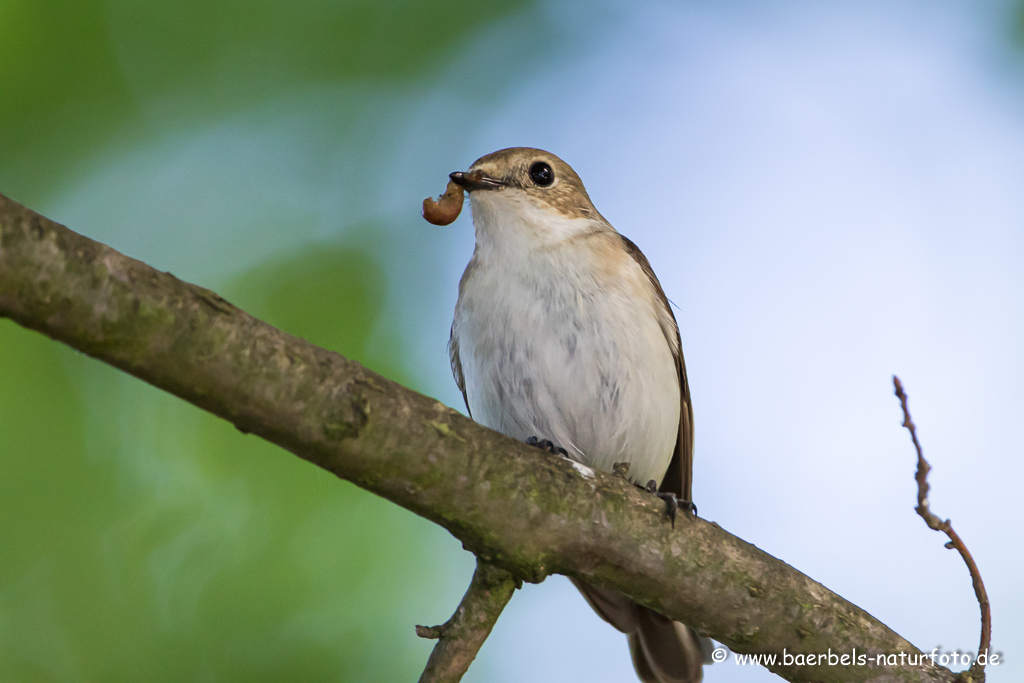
[422,179,465,226]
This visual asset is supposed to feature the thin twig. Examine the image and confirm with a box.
[416,559,518,683]
[893,376,992,681]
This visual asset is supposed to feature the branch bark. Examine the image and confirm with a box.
[416,559,518,682]
[0,191,961,683]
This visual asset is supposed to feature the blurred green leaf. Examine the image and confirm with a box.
[0,0,531,197]
[229,241,385,365]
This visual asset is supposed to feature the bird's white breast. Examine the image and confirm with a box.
[452,196,680,487]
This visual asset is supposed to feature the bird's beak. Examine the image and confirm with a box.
[450,170,506,191]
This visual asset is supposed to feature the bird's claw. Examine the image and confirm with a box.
[644,480,697,528]
[526,436,569,456]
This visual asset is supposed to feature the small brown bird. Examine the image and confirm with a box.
[447,147,711,683]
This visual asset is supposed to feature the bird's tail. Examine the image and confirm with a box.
[570,579,712,683]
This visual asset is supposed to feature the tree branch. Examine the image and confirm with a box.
[0,191,962,683]
[416,559,518,682]
[893,376,992,681]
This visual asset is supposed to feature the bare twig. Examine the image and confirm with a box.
[893,376,992,681]
[416,560,518,683]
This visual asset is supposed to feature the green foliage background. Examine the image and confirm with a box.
[0,1,542,679]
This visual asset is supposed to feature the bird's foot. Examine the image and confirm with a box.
[612,462,631,479]
[526,436,569,457]
[644,480,697,529]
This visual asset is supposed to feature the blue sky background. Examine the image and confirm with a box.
[1,1,1020,681]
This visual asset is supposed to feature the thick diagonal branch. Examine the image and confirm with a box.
[0,191,958,683]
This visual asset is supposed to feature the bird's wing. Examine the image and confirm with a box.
[449,323,472,418]
[620,236,693,504]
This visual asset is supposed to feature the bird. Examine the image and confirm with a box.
[446,147,712,683]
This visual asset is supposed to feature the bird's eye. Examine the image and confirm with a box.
[529,161,554,187]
